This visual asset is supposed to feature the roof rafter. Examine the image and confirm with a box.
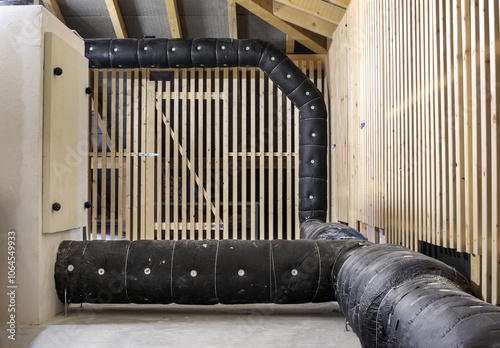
[227,0,238,39]
[234,0,327,54]
[274,0,347,24]
[165,0,182,38]
[104,0,128,38]
[273,1,337,38]
[286,35,295,54]
[41,0,66,25]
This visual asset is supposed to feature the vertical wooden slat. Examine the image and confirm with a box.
[190,69,196,239]
[432,0,442,248]
[132,69,140,240]
[292,91,299,239]
[429,0,437,246]
[277,87,284,239]
[145,79,156,240]
[232,68,239,239]
[214,70,221,239]
[453,0,465,251]
[439,0,449,250]
[181,70,188,239]
[471,0,480,258]
[268,76,274,240]
[389,0,395,243]
[173,70,180,239]
[446,0,456,249]
[462,0,473,253]
[117,70,124,240]
[164,83,171,240]
[125,70,133,240]
[223,68,230,239]
[140,71,148,239]
[384,0,391,242]
[101,72,108,240]
[110,71,117,240]
[91,70,99,240]
[198,70,205,239]
[423,0,430,245]
[206,69,213,239]
[479,0,492,302]
[250,69,256,240]
[241,68,248,239]
[259,71,265,240]
[403,0,410,248]
[156,83,163,240]
[489,0,500,306]
[396,0,402,245]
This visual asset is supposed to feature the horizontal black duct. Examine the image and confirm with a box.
[54,239,369,305]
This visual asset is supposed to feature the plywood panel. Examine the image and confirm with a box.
[43,32,88,234]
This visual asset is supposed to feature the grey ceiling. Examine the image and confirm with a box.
[57,0,288,51]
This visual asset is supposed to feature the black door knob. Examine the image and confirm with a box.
[85,87,93,94]
[52,203,61,211]
[84,201,92,209]
[54,67,63,76]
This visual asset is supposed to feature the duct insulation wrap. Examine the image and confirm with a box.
[335,243,500,347]
[300,219,366,240]
[54,239,364,305]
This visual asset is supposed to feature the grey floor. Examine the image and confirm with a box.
[1,302,360,348]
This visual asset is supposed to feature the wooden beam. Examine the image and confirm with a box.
[234,0,327,53]
[274,0,347,24]
[165,0,182,38]
[286,35,295,54]
[273,1,337,37]
[227,0,238,39]
[105,0,128,38]
[42,0,66,25]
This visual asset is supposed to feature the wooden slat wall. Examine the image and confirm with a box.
[89,58,324,242]
[328,0,499,305]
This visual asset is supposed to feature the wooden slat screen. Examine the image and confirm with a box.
[88,58,324,242]
[328,0,499,305]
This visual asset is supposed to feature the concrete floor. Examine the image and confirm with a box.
[1,302,360,348]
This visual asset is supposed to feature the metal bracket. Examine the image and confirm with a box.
[64,288,68,317]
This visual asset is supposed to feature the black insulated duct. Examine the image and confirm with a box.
[85,38,328,223]
[55,239,356,305]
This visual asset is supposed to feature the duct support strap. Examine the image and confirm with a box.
[85,38,327,223]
